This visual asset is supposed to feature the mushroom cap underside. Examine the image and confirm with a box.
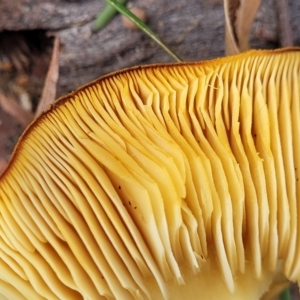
[0,48,300,300]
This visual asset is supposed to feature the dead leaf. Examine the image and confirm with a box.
[224,0,261,55]
[224,0,240,55]
[35,35,60,117]
[0,93,34,126]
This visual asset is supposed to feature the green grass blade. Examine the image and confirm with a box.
[94,0,128,31]
[105,0,182,62]
[280,288,292,300]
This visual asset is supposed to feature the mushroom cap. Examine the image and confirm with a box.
[0,48,300,300]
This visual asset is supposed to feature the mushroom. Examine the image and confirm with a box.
[0,48,300,300]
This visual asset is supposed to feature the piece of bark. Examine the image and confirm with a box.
[0,0,103,31]
[0,0,299,98]
[275,0,293,47]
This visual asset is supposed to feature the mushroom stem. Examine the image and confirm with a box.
[144,257,281,300]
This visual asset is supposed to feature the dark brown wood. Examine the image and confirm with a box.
[275,0,293,46]
[0,0,300,96]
